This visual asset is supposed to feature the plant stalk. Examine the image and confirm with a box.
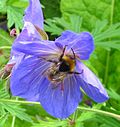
[0,99,120,120]
[104,0,115,86]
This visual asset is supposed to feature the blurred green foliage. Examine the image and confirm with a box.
[0,0,120,127]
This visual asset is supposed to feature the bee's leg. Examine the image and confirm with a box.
[45,59,58,64]
[41,57,58,64]
[68,69,83,75]
[59,45,68,61]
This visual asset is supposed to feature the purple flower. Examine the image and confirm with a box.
[2,0,46,79]
[10,0,109,119]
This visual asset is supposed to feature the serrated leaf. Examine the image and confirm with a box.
[0,102,33,123]
[61,0,111,30]
[7,0,28,8]
[95,115,120,127]
[32,118,68,127]
[7,6,24,30]
[91,20,120,50]
[92,20,108,36]
[93,22,120,42]
[45,14,82,35]
[0,88,9,99]
[45,18,63,35]
[0,0,7,13]
[107,89,120,101]
[0,113,8,127]
[95,41,120,51]
[0,29,13,45]
[77,112,96,122]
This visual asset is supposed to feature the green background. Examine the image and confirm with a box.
[0,0,120,127]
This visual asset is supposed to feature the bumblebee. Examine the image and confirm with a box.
[43,45,82,85]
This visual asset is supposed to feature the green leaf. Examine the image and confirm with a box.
[0,88,10,99]
[95,41,120,51]
[0,87,33,123]
[0,29,13,45]
[77,112,96,122]
[32,118,68,127]
[45,14,82,35]
[93,22,120,42]
[0,113,8,127]
[45,18,64,35]
[7,6,24,30]
[107,89,120,101]
[61,0,111,30]
[92,20,120,50]
[107,50,120,91]
[41,0,61,18]
[95,115,120,127]
[113,0,120,23]
[7,0,28,8]
[0,0,7,13]
[0,102,33,123]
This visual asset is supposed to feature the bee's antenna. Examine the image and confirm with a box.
[59,45,68,61]
[71,48,76,60]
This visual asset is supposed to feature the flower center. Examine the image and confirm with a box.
[45,54,76,84]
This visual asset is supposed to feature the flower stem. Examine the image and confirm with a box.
[0,46,11,49]
[11,97,18,127]
[104,0,115,86]
[77,107,120,121]
[11,116,16,127]
[104,51,110,86]
[72,109,78,121]
[0,99,40,105]
[0,99,120,120]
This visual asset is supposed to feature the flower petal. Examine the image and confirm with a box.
[24,0,44,29]
[10,56,50,101]
[55,30,94,60]
[12,40,60,57]
[39,75,82,119]
[76,62,109,103]
[10,22,41,67]
[15,22,41,42]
